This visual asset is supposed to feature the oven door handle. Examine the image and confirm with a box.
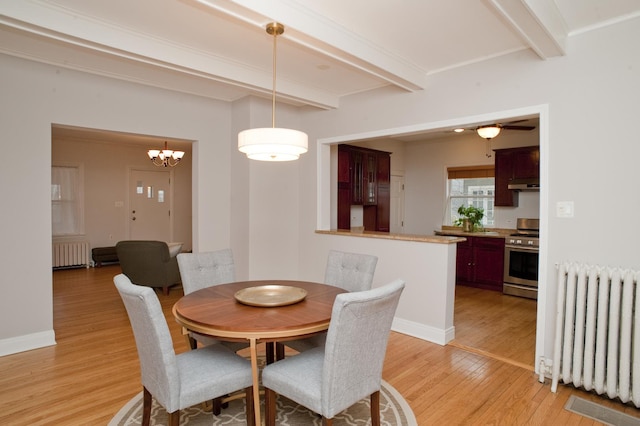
[505,245,539,252]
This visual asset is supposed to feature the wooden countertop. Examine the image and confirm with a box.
[316,229,465,244]
[434,226,514,239]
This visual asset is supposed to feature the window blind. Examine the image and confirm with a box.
[447,165,495,179]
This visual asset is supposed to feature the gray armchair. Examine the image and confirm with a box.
[284,250,378,353]
[262,279,405,426]
[113,274,255,426]
[116,240,181,295]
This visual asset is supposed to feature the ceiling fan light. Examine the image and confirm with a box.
[477,126,501,139]
[238,127,308,161]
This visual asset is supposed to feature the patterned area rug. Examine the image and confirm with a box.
[109,380,416,425]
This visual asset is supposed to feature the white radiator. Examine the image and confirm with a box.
[52,240,90,268]
[551,262,640,407]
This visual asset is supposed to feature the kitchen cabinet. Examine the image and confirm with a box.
[494,146,539,207]
[455,236,505,291]
[337,144,391,231]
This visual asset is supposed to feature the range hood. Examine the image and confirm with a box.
[508,178,540,191]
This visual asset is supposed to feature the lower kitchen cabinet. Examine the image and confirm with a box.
[455,236,505,291]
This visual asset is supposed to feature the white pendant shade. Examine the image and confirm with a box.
[238,127,308,161]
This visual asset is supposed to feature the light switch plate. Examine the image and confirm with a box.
[557,201,574,218]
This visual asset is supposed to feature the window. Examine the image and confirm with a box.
[52,165,84,236]
[446,166,494,227]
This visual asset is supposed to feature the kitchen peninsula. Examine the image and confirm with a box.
[315,229,464,345]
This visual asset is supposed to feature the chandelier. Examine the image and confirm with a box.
[147,141,185,167]
[238,23,308,161]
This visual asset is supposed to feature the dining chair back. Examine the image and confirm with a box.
[262,279,405,426]
[324,249,378,292]
[283,250,379,354]
[114,274,255,426]
[177,249,235,295]
[176,250,248,370]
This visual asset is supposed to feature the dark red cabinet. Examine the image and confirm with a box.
[337,144,391,232]
[455,236,505,291]
[493,146,539,207]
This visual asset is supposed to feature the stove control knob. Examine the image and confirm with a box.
[528,240,534,245]
[516,239,522,244]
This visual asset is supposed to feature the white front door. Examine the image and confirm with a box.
[390,174,405,234]
[129,169,172,242]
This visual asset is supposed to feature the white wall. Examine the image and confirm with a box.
[0,54,234,354]
[299,17,640,364]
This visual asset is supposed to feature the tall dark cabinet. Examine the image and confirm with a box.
[337,144,391,232]
[493,145,540,207]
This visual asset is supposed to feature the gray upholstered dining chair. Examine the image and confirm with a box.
[176,249,249,351]
[114,274,255,426]
[262,279,405,426]
[283,250,378,353]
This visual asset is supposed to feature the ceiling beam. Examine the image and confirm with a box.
[0,0,341,109]
[213,0,429,91]
[488,0,567,59]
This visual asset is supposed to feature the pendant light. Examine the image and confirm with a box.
[238,23,308,161]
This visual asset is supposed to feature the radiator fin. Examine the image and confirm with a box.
[551,262,640,407]
[52,240,90,268]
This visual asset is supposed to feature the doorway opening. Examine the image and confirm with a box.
[317,106,547,373]
[51,124,193,257]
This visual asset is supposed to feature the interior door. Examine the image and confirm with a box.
[129,169,171,242]
[390,174,405,234]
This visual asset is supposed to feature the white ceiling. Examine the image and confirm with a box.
[2,0,639,114]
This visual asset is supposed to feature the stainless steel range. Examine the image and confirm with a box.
[503,218,539,299]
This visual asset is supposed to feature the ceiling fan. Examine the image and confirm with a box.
[476,120,536,140]
[473,120,537,158]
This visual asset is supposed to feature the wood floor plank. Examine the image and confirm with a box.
[0,265,638,425]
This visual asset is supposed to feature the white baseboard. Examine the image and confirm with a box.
[0,330,56,357]
[392,317,455,346]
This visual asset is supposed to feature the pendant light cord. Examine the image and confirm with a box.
[271,25,277,128]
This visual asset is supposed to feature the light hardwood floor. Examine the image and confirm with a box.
[0,265,638,425]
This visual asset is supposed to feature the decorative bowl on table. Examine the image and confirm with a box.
[234,285,307,307]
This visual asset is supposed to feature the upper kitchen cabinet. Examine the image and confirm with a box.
[337,144,391,231]
[493,146,540,207]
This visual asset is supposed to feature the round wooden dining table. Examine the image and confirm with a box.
[172,280,346,426]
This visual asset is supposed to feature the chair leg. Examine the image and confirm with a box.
[370,390,380,426]
[163,286,170,295]
[265,342,275,364]
[187,335,198,350]
[275,342,285,360]
[167,410,180,426]
[322,417,333,426]
[212,397,222,415]
[245,385,255,426]
[142,387,152,426]
[265,387,276,426]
